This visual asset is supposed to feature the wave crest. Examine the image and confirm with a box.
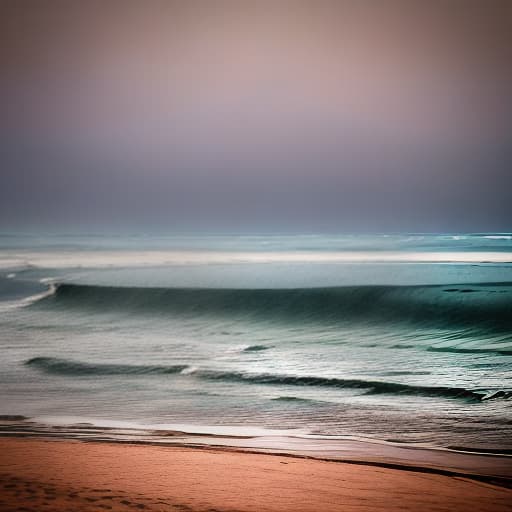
[25,357,188,376]
[30,282,512,331]
[25,357,511,402]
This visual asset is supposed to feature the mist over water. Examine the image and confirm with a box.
[1,233,511,451]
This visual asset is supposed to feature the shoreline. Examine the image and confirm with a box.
[1,436,511,512]
[1,418,511,488]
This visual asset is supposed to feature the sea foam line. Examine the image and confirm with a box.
[1,250,512,269]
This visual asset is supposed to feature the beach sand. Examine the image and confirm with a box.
[0,437,511,511]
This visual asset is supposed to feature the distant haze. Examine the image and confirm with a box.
[1,0,511,232]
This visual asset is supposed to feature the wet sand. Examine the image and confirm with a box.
[1,437,511,512]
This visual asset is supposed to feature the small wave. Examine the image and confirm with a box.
[270,396,327,404]
[427,346,512,356]
[381,371,432,376]
[225,344,272,355]
[25,357,189,376]
[243,344,272,352]
[481,390,512,401]
[194,369,491,402]
[443,288,478,293]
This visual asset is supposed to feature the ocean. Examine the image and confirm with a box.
[0,233,511,453]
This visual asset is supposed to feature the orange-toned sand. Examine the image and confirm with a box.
[0,437,510,512]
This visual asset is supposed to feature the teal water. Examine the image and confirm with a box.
[0,234,511,450]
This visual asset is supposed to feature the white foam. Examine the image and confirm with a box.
[33,415,305,437]
[0,258,30,270]
[39,277,56,284]
[1,250,511,269]
[180,366,198,375]
[0,283,57,313]
[21,283,57,305]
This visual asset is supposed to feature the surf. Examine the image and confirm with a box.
[24,357,512,403]
[30,281,512,331]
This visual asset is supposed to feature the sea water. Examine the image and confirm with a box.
[0,233,511,451]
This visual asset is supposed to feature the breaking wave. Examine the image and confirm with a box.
[29,282,512,331]
[25,357,512,402]
[25,357,188,376]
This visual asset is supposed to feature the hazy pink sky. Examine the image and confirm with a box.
[1,1,510,231]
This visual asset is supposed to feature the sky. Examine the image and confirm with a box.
[1,0,511,233]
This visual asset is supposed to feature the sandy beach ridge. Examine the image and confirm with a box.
[1,435,512,512]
